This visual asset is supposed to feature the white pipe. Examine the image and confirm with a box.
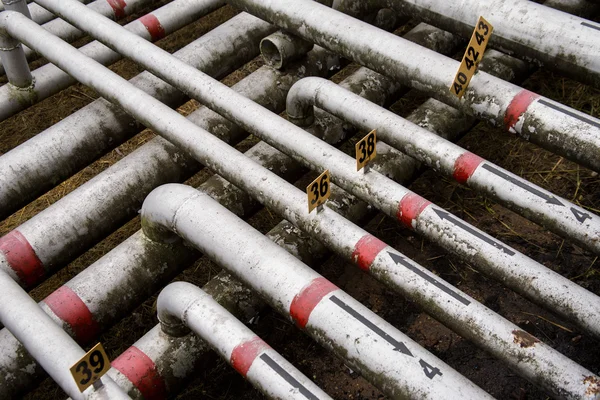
[19,0,600,337]
[157,282,333,400]
[142,184,491,399]
[0,270,130,399]
[0,0,31,87]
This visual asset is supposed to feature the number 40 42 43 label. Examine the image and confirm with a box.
[450,16,494,98]
[70,342,111,392]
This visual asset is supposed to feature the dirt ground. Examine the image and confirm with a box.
[0,4,599,400]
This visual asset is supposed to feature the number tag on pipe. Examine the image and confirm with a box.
[356,129,377,171]
[70,342,110,392]
[450,16,494,98]
[307,170,331,212]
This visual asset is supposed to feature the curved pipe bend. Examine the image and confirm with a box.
[157,281,205,337]
[286,76,328,126]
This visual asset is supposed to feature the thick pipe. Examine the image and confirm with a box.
[0,0,225,122]
[0,1,31,88]
[226,0,600,173]
[543,0,600,16]
[21,0,600,337]
[0,12,271,226]
[260,30,314,69]
[0,0,30,17]
[157,282,332,400]
[0,0,160,77]
[0,271,130,400]
[141,184,491,399]
[286,77,600,254]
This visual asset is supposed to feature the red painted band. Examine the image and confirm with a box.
[43,286,100,345]
[504,89,539,131]
[453,152,484,184]
[230,336,271,377]
[397,193,432,229]
[139,14,166,41]
[352,234,388,272]
[111,346,166,400]
[106,0,127,19]
[0,230,44,288]
[290,277,338,329]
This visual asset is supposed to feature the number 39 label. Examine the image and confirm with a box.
[70,343,110,392]
[356,129,377,171]
[307,170,331,213]
[450,16,494,98]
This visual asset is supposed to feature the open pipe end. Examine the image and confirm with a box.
[260,31,313,70]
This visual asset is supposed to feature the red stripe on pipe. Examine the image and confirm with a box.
[453,152,484,184]
[397,193,432,229]
[139,14,166,41]
[230,336,271,377]
[0,230,44,288]
[112,346,166,400]
[504,89,540,131]
[106,0,127,19]
[352,234,387,271]
[290,277,338,329]
[43,286,100,345]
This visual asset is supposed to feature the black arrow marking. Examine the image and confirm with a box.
[329,295,413,357]
[480,163,563,206]
[432,208,516,256]
[582,21,600,32]
[388,252,471,306]
[538,99,600,129]
[259,354,320,400]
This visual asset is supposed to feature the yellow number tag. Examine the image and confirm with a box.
[70,343,111,392]
[450,16,494,98]
[307,170,331,213]
[355,129,377,171]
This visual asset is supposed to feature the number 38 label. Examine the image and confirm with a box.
[450,16,494,98]
[70,343,110,392]
[307,169,331,213]
[356,129,377,171]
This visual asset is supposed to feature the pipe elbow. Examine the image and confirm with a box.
[157,281,206,337]
[141,183,200,244]
[286,77,329,127]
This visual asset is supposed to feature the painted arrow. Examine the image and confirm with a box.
[259,354,320,400]
[480,163,563,206]
[329,295,413,357]
[387,252,471,306]
[432,208,516,256]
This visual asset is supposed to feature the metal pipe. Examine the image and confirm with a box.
[0,0,29,16]
[543,0,600,16]
[157,282,333,400]
[22,0,600,337]
[260,30,314,69]
[142,184,491,399]
[0,270,130,400]
[286,77,600,254]
[0,0,31,88]
[1,10,597,398]
[0,0,225,122]
[226,0,600,173]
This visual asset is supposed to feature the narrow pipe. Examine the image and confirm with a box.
[0,1,31,87]
[142,184,491,399]
[260,30,314,69]
[19,0,600,336]
[0,0,225,121]
[226,0,600,173]
[286,77,600,254]
[157,282,333,400]
[0,271,130,400]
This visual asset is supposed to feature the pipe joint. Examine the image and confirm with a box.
[157,282,206,338]
[141,184,201,244]
[260,30,314,70]
[286,77,331,127]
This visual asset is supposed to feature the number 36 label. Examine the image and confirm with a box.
[307,170,331,213]
[450,16,494,98]
[70,342,110,392]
